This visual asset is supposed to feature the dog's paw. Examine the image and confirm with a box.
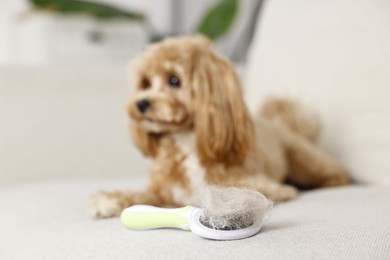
[269,185,298,203]
[87,191,124,219]
[321,170,349,187]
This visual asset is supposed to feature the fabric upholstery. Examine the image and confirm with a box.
[245,0,390,185]
[0,177,389,259]
[0,67,150,184]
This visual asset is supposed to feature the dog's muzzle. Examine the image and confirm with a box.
[136,99,150,113]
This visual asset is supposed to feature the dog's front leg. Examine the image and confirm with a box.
[87,190,162,219]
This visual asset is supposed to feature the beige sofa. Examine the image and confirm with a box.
[1,0,390,259]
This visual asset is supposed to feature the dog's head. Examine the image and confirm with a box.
[128,35,254,165]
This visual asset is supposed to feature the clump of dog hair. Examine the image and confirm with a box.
[200,186,272,230]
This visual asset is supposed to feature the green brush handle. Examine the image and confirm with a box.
[120,205,194,231]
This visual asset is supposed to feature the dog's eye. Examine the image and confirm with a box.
[141,77,150,90]
[168,75,180,88]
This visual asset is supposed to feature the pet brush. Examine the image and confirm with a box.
[120,186,272,240]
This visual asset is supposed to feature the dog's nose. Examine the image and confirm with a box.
[136,99,150,113]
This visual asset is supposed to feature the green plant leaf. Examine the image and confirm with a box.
[196,0,238,40]
[30,0,144,21]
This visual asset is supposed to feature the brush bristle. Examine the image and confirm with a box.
[200,186,272,230]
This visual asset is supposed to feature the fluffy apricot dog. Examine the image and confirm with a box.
[88,35,348,218]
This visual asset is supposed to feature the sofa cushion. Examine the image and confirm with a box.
[0,67,150,184]
[245,0,390,185]
[1,177,389,259]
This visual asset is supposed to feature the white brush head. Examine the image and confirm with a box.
[200,186,272,230]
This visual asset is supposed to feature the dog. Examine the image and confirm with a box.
[88,35,348,218]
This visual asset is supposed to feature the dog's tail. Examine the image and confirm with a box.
[259,97,320,142]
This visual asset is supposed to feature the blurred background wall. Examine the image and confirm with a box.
[0,0,262,66]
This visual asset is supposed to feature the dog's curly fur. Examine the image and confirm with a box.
[88,35,348,218]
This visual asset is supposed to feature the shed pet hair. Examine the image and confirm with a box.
[200,186,272,230]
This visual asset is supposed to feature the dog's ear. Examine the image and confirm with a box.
[130,124,160,158]
[191,47,255,165]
